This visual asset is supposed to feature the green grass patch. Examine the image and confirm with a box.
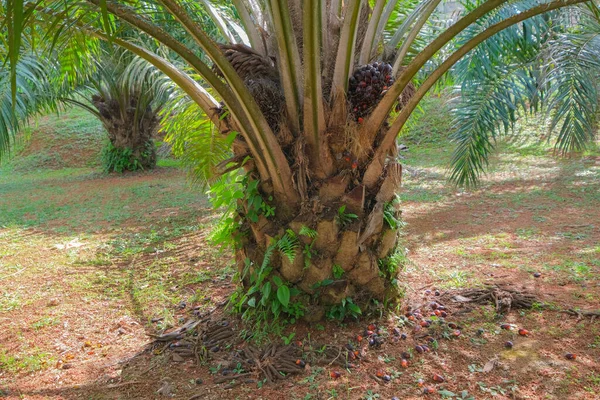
[0,168,207,233]
[0,347,55,374]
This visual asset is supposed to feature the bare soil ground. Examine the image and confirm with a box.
[1,109,599,399]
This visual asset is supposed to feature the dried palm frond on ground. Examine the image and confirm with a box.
[149,315,306,388]
[439,284,537,314]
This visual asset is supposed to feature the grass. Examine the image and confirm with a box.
[1,108,105,172]
[31,316,60,331]
[0,347,55,374]
[0,167,208,233]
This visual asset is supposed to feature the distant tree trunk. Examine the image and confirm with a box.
[92,94,159,170]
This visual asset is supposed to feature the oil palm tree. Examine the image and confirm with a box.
[2,0,596,321]
[64,52,174,172]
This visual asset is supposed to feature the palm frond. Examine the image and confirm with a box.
[543,13,600,154]
[449,66,534,187]
[449,2,600,185]
[0,51,61,161]
[331,0,364,99]
[391,0,442,74]
[163,88,236,186]
[358,0,386,65]
[266,0,302,133]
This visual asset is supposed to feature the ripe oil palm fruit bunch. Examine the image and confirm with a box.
[348,62,395,122]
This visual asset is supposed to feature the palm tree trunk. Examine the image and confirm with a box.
[234,161,403,320]
[92,94,159,170]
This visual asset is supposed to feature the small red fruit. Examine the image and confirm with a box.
[434,310,441,316]
[330,371,341,379]
[433,373,445,383]
[295,359,306,367]
[565,353,576,360]
[420,320,430,328]
[447,322,458,329]
[500,323,511,330]
[453,329,461,337]
[401,359,409,368]
[408,315,415,321]
[417,378,424,387]
[368,324,377,331]
[357,117,364,124]
[423,387,436,395]
[518,328,529,336]
[376,369,385,378]
[357,335,363,342]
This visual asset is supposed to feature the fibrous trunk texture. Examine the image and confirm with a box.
[92,94,159,169]
[235,162,403,320]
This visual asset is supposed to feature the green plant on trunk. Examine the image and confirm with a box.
[3,0,599,322]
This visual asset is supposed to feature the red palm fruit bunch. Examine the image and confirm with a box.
[348,62,395,121]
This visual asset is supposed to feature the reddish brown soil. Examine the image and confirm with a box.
[1,171,599,400]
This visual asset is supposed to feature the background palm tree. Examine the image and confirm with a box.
[2,0,597,322]
[64,52,174,172]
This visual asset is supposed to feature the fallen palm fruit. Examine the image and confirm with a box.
[423,387,436,395]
